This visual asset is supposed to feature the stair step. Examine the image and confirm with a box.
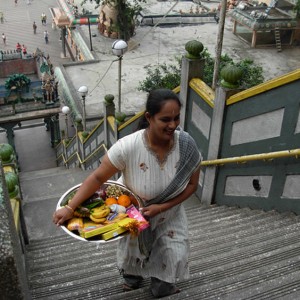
[25,204,300,300]
[19,168,92,202]
[19,166,80,180]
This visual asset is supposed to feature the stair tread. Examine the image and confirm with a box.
[25,203,300,300]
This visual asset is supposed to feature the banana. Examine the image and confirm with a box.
[91,205,110,218]
[89,215,107,223]
[112,213,128,222]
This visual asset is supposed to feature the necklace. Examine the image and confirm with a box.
[145,129,174,170]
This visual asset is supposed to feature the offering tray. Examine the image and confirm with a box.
[56,180,144,243]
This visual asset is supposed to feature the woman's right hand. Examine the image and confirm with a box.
[53,207,73,226]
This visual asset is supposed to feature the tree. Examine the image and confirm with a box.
[293,0,300,19]
[138,49,264,92]
[81,0,145,41]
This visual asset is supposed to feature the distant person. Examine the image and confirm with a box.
[16,42,22,52]
[41,13,47,25]
[52,19,57,30]
[33,21,37,34]
[15,0,18,6]
[0,12,4,24]
[22,45,27,55]
[2,33,6,45]
[214,14,219,24]
[44,30,49,44]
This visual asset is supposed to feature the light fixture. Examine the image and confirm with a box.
[78,86,88,131]
[112,39,128,57]
[112,39,128,112]
[61,105,70,139]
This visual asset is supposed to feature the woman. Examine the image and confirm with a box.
[53,88,202,298]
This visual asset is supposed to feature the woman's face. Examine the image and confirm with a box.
[147,99,181,142]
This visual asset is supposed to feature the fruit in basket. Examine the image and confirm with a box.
[105,197,118,206]
[67,218,84,231]
[112,213,128,221]
[110,204,126,214]
[90,205,110,218]
[105,184,123,198]
[73,206,90,217]
[118,194,131,207]
[89,215,107,223]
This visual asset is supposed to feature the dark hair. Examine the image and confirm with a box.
[138,89,182,130]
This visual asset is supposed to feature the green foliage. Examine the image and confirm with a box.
[138,49,264,91]
[235,59,264,89]
[4,74,31,91]
[293,0,300,19]
[81,0,145,41]
[138,58,182,93]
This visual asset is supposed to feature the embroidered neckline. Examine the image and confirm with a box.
[142,129,177,170]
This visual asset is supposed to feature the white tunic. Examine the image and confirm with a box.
[107,129,190,283]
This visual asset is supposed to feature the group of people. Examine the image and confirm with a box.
[32,21,49,43]
[53,89,202,298]
[16,42,27,55]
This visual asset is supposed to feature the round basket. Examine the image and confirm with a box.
[56,180,144,243]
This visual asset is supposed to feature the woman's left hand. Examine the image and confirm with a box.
[141,204,163,218]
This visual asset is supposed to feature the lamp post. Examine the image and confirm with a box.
[61,105,70,139]
[78,85,88,131]
[112,39,128,112]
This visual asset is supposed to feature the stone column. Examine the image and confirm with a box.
[61,27,67,58]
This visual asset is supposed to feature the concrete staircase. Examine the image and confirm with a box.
[21,168,300,299]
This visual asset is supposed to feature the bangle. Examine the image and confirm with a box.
[65,204,74,213]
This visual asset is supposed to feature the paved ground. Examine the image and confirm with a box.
[68,0,300,117]
[0,0,72,171]
[0,0,300,171]
[0,0,70,67]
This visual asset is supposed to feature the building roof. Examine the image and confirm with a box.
[229,6,297,30]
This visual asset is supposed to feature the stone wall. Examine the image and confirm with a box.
[0,58,37,78]
[0,162,30,300]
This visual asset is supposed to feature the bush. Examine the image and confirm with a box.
[137,49,264,92]
[138,58,181,93]
[5,74,31,90]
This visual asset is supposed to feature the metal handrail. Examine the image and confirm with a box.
[200,148,300,167]
[57,143,108,166]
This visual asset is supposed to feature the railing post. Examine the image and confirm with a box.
[201,86,227,205]
[103,94,116,147]
[201,66,243,205]
[180,41,205,129]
